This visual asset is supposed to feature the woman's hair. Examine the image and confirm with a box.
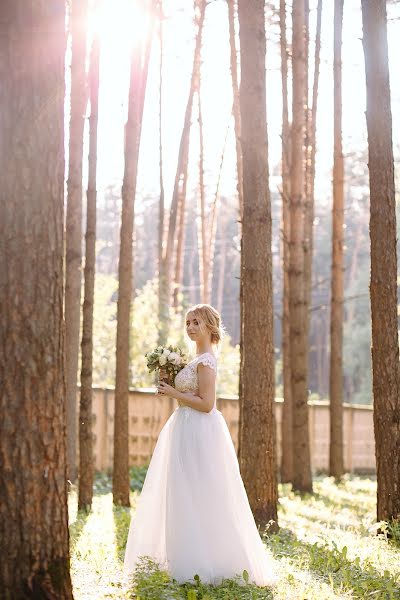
[185,304,224,346]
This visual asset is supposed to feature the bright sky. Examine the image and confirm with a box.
[90,0,400,210]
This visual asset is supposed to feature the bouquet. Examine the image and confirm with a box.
[145,345,187,386]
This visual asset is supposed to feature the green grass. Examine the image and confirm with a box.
[69,473,400,599]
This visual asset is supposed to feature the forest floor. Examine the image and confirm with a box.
[69,473,400,599]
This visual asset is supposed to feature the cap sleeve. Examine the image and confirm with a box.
[196,353,217,372]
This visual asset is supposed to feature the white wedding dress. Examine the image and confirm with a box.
[123,352,277,587]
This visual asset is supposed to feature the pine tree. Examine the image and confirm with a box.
[238,0,278,528]
[0,2,73,595]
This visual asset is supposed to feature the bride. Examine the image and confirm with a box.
[123,304,277,587]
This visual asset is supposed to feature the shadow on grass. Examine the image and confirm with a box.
[279,487,375,532]
[266,527,400,599]
[307,489,373,514]
[69,510,90,553]
[112,504,131,563]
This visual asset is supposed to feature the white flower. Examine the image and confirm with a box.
[159,354,167,366]
[169,352,182,366]
[162,348,171,358]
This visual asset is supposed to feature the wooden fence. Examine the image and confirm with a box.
[83,387,376,474]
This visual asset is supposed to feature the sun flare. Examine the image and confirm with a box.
[91,0,150,52]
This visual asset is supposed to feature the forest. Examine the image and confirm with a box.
[0,0,400,598]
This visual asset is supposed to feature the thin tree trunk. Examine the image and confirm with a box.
[198,113,228,306]
[238,0,278,529]
[159,0,206,341]
[279,0,293,484]
[361,0,400,523]
[227,0,243,219]
[78,22,100,512]
[113,5,155,506]
[173,163,189,308]
[304,0,310,203]
[316,315,324,392]
[347,217,364,325]
[198,91,209,303]
[189,219,198,305]
[301,0,322,481]
[227,0,244,457]
[290,0,312,493]
[0,2,73,595]
[216,207,227,314]
[304,0,322,339]
[329,0,345,479]
[65,0,89,483]
[173,2,192,309]
[208,124,230,303]
[158,1,166,340]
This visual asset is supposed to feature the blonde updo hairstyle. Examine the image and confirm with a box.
[185,304,224,349]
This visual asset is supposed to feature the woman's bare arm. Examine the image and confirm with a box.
[157,364,216,413]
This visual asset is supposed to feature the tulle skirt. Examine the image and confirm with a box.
[123,405,277,587]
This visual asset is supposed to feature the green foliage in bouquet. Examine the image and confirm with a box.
[145,345,187,386]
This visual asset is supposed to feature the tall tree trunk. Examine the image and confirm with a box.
[173,163,189,308]
[238,0,278,529]
[198,92,209,303]
[279,0,293,484]
[79,23,100,512]
[158,1,167,339]
[113,5,155,506]
[188,219,198,305]
[329,0,345,479]
[290,0,312,493]
[303,0,310,203]
[0,2,73,595]
[208,124,230,304]
[227,0,243,219]
[216,206,227,314]
[227,0,244,457]
[65,0,89,483]
[159,0,206,341]
[361,0,400,523]
[304,0,322,339]
[316,314,324,392]
[198,84,228,307]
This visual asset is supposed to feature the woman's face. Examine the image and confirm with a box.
[186,312,206,342]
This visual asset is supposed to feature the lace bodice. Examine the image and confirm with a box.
[174,352,217,395]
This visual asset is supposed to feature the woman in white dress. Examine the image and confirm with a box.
[123,304,277,587]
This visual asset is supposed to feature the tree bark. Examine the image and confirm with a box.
[304,0,322,342]
[198,91,209,303]
[216,206,227,314]
[65,0,89,483]
[173,159,189,308]
[279,0,293,484]
[227,0,243,219]
[158,2,166,335]
[329,0,345,479]
[361,0,400,523]
[0,2,73,596]
[238,0,278,529]
[290,0,312,493]
[227,0,244,457]
[208,125,229,305]
[79,21,100,512]
[113,4,155,506]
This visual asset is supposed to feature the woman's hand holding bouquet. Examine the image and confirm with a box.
[145,345,187,399]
